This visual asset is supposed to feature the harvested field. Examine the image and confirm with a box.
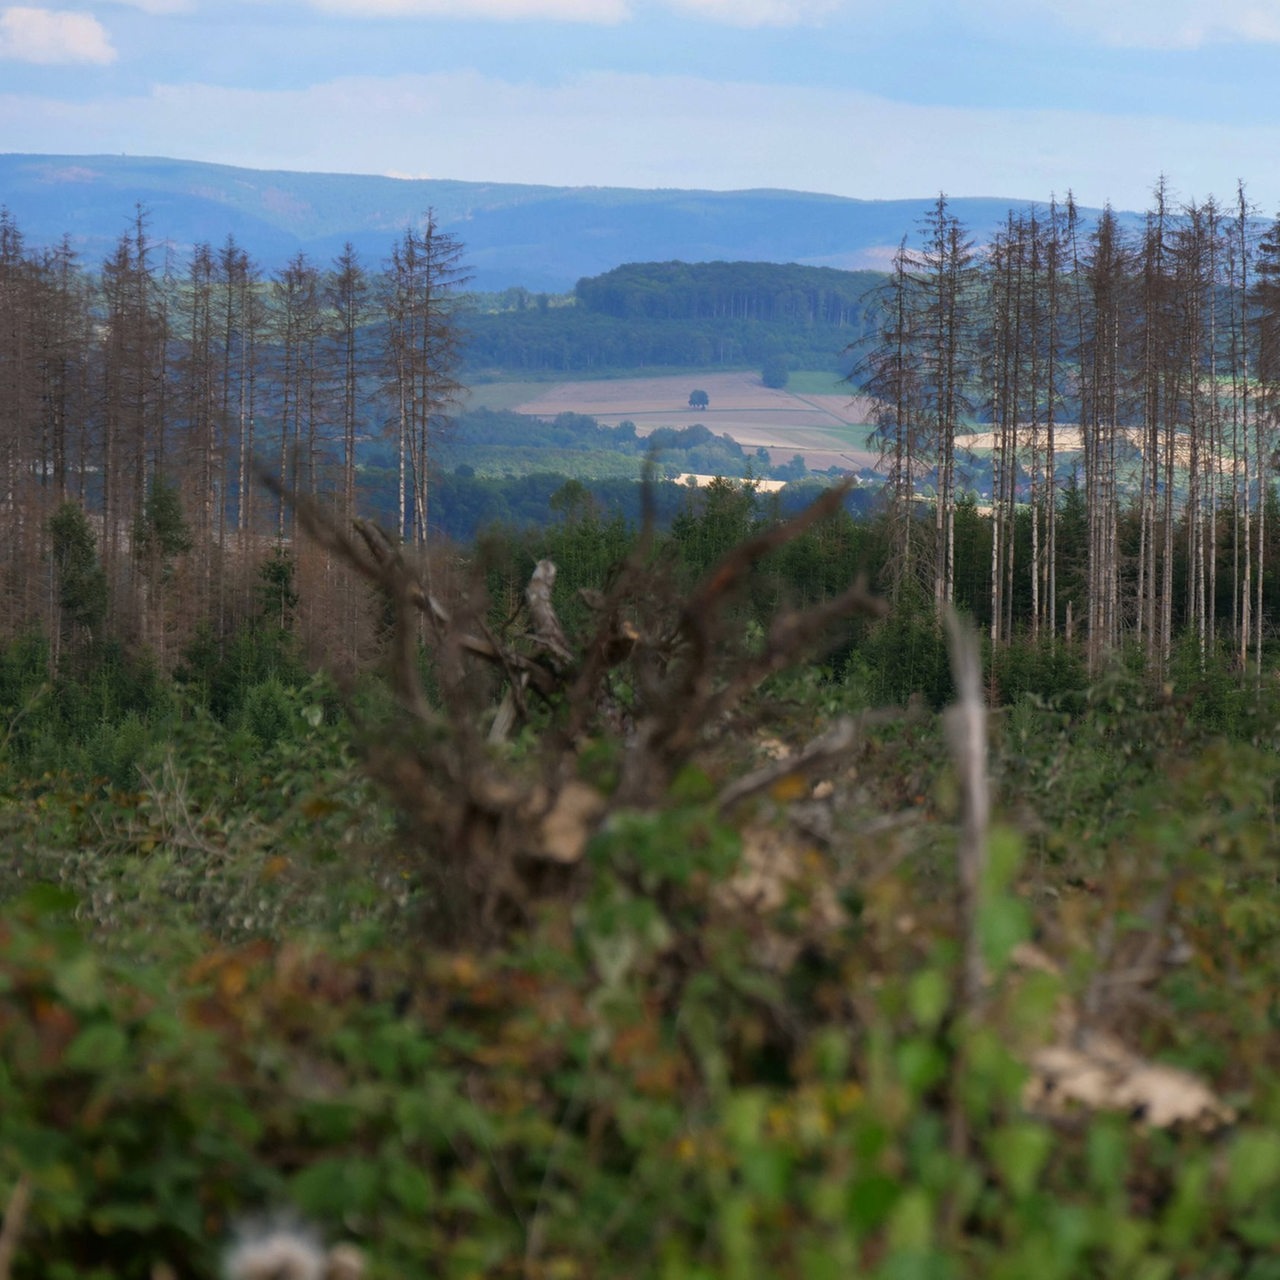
[511,371,881,472]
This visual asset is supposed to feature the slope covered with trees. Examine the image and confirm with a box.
[2,472,1280,1277]
[463,261,882,376]
[0,204,471,666]
[5,184,1280,1279]
[854,185,1280,678]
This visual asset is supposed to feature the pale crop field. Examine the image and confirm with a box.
[508,371,881,471]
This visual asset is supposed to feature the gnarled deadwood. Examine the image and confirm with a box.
[266,473,884,941]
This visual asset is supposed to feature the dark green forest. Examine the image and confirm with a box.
[463,261,882,375]
[4,190,1280,1278]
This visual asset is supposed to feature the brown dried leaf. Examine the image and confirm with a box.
[535,781,607,864]
[713,826,846,970]
[1024,1029,1236,1131]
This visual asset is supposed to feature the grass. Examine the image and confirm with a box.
[793,420,878,451]
[460,380,556,412]
[784,368,856,395]
[465,369,857,415]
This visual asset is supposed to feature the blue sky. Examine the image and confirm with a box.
[4,0,1280,215]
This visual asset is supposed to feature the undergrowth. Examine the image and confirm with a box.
[2,494,1280,1277]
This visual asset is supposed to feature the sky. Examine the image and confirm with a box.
[4,0,1280,215]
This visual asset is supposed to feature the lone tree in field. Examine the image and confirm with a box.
[688,389,709,410]
[762,356,789,389]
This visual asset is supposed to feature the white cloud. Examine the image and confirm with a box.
[662,0,841,25]
[275,0,844,23]
[965,0,1280,48]
[1084,0,1280,48]
[0,7,115,63]
[302,0,630,19]
[107,0,195,13]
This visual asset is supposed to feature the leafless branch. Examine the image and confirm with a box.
[0,1175,30,1280]
[944,608,990,1008]
[266,471,885,941]
[717,716,859,813]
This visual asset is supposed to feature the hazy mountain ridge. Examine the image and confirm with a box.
[0,153,1139,292]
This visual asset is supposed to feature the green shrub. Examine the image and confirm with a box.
[4,498,1280,1279]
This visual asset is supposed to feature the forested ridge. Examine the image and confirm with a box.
[464,260,882,375]
[574,261,880,324]
[4,187,1280,1277]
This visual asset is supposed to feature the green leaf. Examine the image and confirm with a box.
[1159,1154,1209,1249]
[982,826,1024,894]
[907,968,950,1032]
[895,1037,947,1096]
[18,882,79,918]
[1235,1211,1280,1248]
[1228,1129,1280,1207]
[1048,1203,1094,1261]
[1107,1216,1151,1269]
[386,1158,433,1214]
[1086,1118,1129,1196]
[717,1191,755,1280]
[300,1100,358,1144]
[51,951,103,1010]
[741,1147,791,1207]
[1008,970,1061,1039]
[977,896,1030,972]
[885,1187,932,1252]
[1130,1256,1174,1280]
[990,1121,1051,1200]
[809,1026,851,1080]
[669,766,716,804]
[724,1089,768,1152]
[293,1156,380,1216]
[63,1022,128,1073]
[847,1172,899,1233]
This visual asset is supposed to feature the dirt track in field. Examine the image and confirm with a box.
[512,372,881,472]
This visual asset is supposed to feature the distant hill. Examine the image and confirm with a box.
[466,260,886,376]
[0,153,1140,293]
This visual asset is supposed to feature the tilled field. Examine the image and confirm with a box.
[512,371,880,471]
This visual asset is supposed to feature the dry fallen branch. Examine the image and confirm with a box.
[944,609,990,1008]
[266,473,885,940]
[663,482,874,739]
[0,1175,30,1280]
[717,716,859,814]
[526,559,574,666]
[614,483,884,800]
[712,824,847,971]
[1005,942,1234,1132]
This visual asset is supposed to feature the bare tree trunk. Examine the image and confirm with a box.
[381,211,469,549]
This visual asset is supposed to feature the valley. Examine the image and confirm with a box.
[469,370,882,472]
